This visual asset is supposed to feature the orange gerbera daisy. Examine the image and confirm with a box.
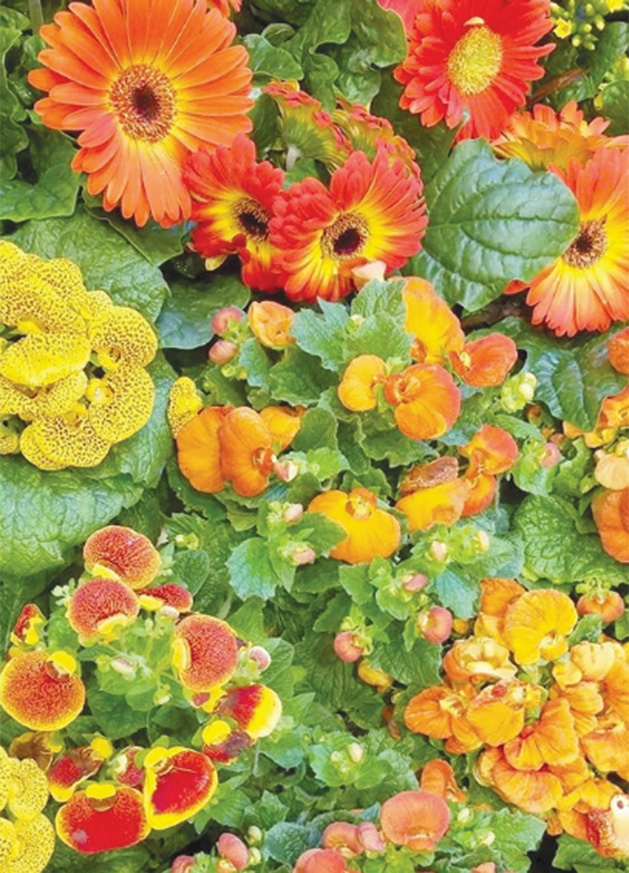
[28,0,253,227]
[183,135,286,291]
[493,101,626,171]
[394,0,554,140]
[506,148,629,337]
[269,146,427,301]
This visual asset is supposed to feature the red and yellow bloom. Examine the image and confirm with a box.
[56,783,149,853]
[0,651,85,731]
[270,146,426,301]
[394,0,554,140]
[83,525,161,589]
[173,614,239,692]
[143,747,217,829]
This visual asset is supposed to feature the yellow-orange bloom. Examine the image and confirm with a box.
[443,636,517,686]
[248,301,295,348]
[582,723,629,778]
[0,651,85,731]
[502,589,578,666]
[259,405,302,452]
[176,405,230,494]
[402,277,464,365]
[219,407,276,497]
[338,356,386,412]
[404,685,466,740]
[474,577,525,644]
[29,0,254,227]
[459,425,519,475]
[465,681,528,747]
[384,363,461,440]
[396,477,470,533]
[308,488,400,564]
[380,790,450,851]
[484,749,564,814]
[420,758,466,803]
[592,488,629,564]
[503,698,580,770]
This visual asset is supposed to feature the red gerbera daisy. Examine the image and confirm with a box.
[183,135,286,292]
[394,0,554,140]
[28,0,253,227]
[507,148,629,337]
[269,145,427,302]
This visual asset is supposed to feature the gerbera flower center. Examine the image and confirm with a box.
[234,197,270,239]
[323,213,369,261]
[562,218,608,269]
[447,25,503,96]
[110,64,176,143]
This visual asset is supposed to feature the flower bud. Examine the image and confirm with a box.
[402,573,428,592]
[347,742,364,763]
[111,656,135,676]
[248,847,262,865]
[249,646,272,671]
[540,442,562,469]
[218,833,248,871]
[358,822,386,853]
[291,545,316,566]
[159,604,180,621]
[577,591,625,624]
[216,861,236,873]
[429,540,448,563]
[247,826,263,843]
[333,632,363,663]
[273,459,299,482]
[418,606,453,644]
[357,659,393,692]
[473,530,490,552]
[209,340,238,365]
[171,856,196,873]
[211,306,244,336]
[283,503,304,524]
[351,260,387,288]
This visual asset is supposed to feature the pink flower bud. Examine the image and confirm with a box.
[274,459,299,482]
[209,340,238,365]
[358,822,386,853]
[283,503,304,524]
[217,833,248,871]
[249,646,272,671]
[292,545,316,566]
[402,573,428,592]
[211,306,244,335]
[418,606,453,644]
[540,442,561,468]
[322,822,362,858]
[171,856,196,873]
[333,632,363,663]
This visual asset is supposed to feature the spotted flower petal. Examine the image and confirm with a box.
[56,783,149,854]
[83,525,161,589]
[0,651,85,731]
[143,747,217,830]
[173,614,239,692]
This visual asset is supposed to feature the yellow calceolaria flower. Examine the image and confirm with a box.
[0,241,157,470]
[0,748,54,873]
[167,377,204,438]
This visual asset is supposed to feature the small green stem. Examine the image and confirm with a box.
[29,0,44,33]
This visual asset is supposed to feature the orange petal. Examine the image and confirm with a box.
[308,488,400,564]
[380,790,450,851]
[0,651,85,731]
[338,355,386,412]
[176,406,231,493]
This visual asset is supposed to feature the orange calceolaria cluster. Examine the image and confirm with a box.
[338,278,518,445]
[404,579,629,855]
[1,523,283,857]
[170,390,303,497]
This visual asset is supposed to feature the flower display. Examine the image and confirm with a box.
[28,0,253,226]
[394,0,554,139]
[2,1,627,870]
[0,242,156,469]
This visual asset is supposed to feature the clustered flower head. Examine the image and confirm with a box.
[402,578,629,857]
[0,524,282,857]
[0,242,157,469]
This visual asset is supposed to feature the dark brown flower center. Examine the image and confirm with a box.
[235,198,269,239]
[110,64,176,143]
[323,213,369,261]
[562,218,608,269]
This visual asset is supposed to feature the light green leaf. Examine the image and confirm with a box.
[407,141,580,312]
[292,301,350,372]
[244,33,304,79]
[227,537,279,601]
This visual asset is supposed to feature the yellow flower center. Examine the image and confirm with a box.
[562,218,608,269]
[322,213,369,262]
[447,25,503,96]
[110,64,176,142]
[234,197,270,240]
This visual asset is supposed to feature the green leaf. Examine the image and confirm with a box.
[406,141,580,312]
[265,822,319,865]
[598,78,629,136]
[292,301,350,371]
[473,807,546,873]
[0,12,29,180]
[0,127,80,221]
[514,494,627,585]
[293,407,339,451]
[157,275,250,349]
[227,537,279,601]
[269,347,336,404]
[244,33,304,79]
[10,206,168,321]
[291,511,347,554]
[553,833,629,871]
[87,689,148,740]
[372,636,441,687]
[434,568,480,619]
[500,318,626,431]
